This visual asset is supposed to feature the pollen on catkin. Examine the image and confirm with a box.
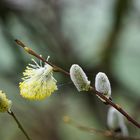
[0,90,12,112]
[107,107,128,136]
[70,64,91,91]
[95,72,111,102]
[19,58,57,100]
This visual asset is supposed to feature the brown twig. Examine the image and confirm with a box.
[15,39,69,76]
[15,39,140,129]
[90,86,140,129]
[7,110,31,140]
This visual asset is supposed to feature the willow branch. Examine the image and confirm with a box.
[15,39,140,129]
[7,110,31,140]
[90,87,140,128]
[15,39,69,76]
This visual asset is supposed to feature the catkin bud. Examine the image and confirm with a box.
[0,90,12,112]
[70,64,91,91]
[107,107,128,137]
[95,72,111,102]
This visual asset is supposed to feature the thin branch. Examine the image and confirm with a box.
[15,39,69,76]
[63,116,140,140]
[7,110,31,140]
[15,39,140,129]
[90,86,140,129]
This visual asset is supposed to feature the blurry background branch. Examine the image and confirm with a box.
[63,116,140,140]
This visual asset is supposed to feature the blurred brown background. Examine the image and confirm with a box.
[0,0,140,139]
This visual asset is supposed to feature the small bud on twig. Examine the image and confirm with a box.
[95,72,111,103]
[70,64,90,91]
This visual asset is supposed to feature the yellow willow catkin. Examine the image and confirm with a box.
[0,90,12,112]
[19,58,57,100]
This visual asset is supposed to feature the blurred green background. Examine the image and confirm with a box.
[0,0,140,139]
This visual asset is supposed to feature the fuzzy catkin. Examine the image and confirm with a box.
[70,64,90,91]
[95,72,111,102]
[107,107,128,136]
